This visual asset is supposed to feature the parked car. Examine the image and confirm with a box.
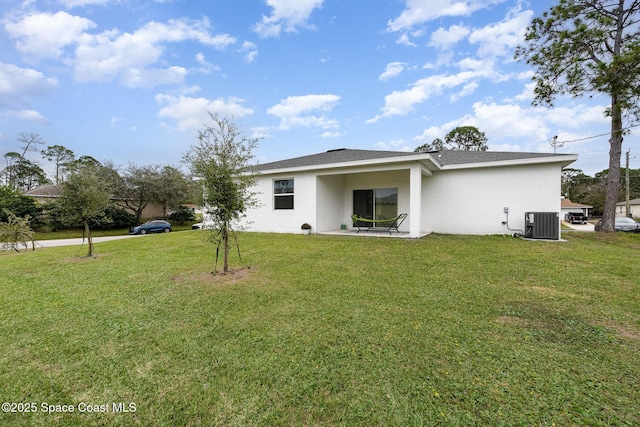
[130,220,172,235]
[594,217,640,232]
[192,220,214,230]
[564,212,589,224]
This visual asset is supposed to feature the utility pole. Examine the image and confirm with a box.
[626,149,630,217]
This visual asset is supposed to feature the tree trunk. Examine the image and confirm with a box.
[602,97,623,232]
[222,223,229,274]
[85,220,94,257]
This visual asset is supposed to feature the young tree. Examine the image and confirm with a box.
[183,113,260,274]
[515,0,640,232]
[41,145,75,185]
[60,163,114,257]
[0,212,35,252]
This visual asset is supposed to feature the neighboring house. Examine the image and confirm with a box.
[616,198,640,217]
[561,198,592,218]
[24,185,165,219]
[24,185,62,203]
[242,148,577,238]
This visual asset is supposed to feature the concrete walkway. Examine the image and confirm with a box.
[563,221,595,232]
[33,234,143,248]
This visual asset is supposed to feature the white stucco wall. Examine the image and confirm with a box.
[422,163,562,235]
[316,175,345,232]
[242,171,318,234]
[243,160,563,237]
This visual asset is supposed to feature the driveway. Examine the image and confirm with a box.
[563,221,595,232]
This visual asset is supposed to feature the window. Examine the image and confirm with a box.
[274,179,294,209]
[353,188,397,225]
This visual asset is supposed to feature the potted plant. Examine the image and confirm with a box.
[301,223,312,235]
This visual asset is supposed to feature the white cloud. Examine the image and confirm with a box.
[239,41,258,63]
[395,33,417,47]
[321,131,342,138]
[121,66,188,88]
[156,94,254,130]
[375,139,413,151]
[3,109,49,123]
[414,125,447,143]
[194,53,219,75]
[0,62,56,122]
[253,0,324,38]
[4,11,96,59]
[251,126,272,139]
[432,101,609,152]
[467,102,549,141]
[468,9,533,58]
[73,17,235,87]
[267,94,340,130]
[411,97,611,161]
[429,24,470,49]
[267,94,339,117]
[58,0,111,6]
[0,62,58,97]
[450,81,478,101]
[543,104,608,129]
[6,11,237,87]
[367,71,479,122]
[276,115,338,131]
[387,0,506,32]
[379,62,407,81]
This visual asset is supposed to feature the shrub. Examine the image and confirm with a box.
[91,206,136,230]
[168,205,195,225]
[0,186,42,228]
[0,212,34,251]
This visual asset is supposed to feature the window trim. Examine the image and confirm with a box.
[273,178,294,210]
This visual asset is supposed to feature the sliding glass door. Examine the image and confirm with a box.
[352,188,398,226]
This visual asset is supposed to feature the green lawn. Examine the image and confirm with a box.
[1,231,638,426]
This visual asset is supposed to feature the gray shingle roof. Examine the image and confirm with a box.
[255,148,573,171]
[25,185,62,197]
[616,198,640,205]
[435,150,570,166]
[255,148,422,171]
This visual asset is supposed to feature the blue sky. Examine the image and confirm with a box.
[1,0,638,177]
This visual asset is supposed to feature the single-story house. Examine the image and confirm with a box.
[616,198,640,217]
[561,198,592,218]
[241,148,577,238]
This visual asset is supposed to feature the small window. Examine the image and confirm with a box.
[274,179,294,210]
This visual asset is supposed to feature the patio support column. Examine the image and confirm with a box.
[409,164,422,238]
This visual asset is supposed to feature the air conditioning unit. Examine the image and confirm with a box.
[524,212,559,240]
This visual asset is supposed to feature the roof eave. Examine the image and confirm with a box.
[256,153,439,175]
[440,154,578,170]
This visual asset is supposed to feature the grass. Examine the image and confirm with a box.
[1,230,639,426]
